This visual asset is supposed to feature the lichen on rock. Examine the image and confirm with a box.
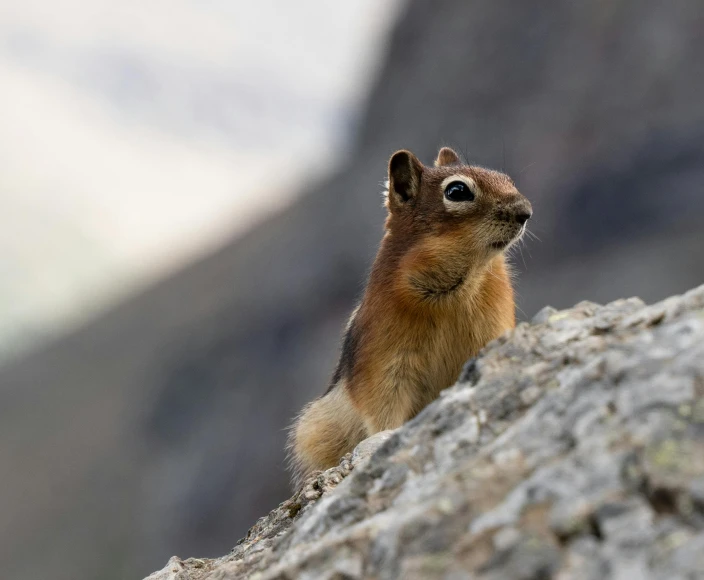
[145,285,704,579]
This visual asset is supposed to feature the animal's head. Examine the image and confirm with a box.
[384,147,532,258]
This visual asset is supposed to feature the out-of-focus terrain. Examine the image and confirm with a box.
[0,0,399,360]
[2,1,704,580]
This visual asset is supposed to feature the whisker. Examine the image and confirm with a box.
[526,223,548,234]
[518,161,537,175]
[485,261,504,284]
[524,228,542,243]
[517,241,528,270]
[520,235,533,260]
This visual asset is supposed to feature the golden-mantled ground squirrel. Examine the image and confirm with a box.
[289,146,532,486]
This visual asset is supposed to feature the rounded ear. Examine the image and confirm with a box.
[388,150,423,210]
[434,147,461,167]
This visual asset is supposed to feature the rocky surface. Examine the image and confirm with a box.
[146,285,704,579]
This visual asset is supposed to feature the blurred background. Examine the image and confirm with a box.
[1,1,703,579]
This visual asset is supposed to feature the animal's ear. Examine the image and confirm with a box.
[434,147,461,167]
[387,150,423,210]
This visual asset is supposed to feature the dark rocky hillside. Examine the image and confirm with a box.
[1,1,704,579]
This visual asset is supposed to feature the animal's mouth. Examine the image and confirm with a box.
[491,224,526,250]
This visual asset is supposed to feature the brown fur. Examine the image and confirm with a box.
[288,147,532,486]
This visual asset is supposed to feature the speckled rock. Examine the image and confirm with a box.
[145,285,704,580]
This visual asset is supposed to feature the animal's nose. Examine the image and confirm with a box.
[515,210,532,225]
[511,199,532,225]
[497,198,533,225]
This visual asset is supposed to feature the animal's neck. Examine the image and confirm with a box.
[365,231,509,314]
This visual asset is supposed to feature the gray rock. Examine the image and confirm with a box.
[351,429,399,467]
[144,284,704,579]
[531,305,558,325]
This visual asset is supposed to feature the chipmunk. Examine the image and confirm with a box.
[288,146,532,486]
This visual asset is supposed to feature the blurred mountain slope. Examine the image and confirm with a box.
[0,0,400,361]
[2,1,704,579]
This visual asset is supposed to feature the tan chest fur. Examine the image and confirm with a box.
[347,253,514,433]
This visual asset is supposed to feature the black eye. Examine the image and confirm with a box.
[444,181,475,202]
